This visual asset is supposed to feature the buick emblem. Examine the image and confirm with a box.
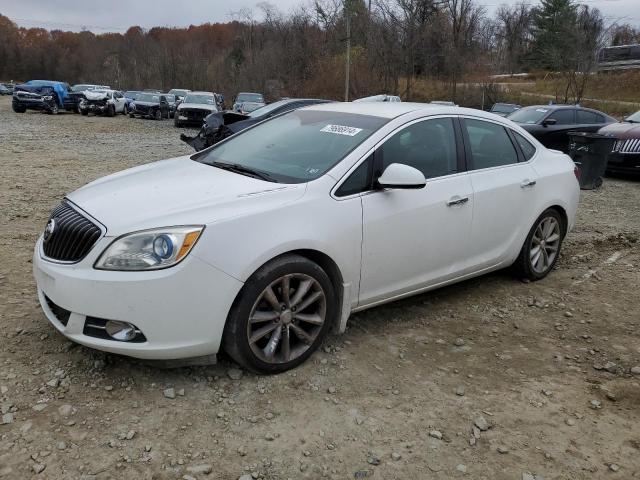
[43,218,56,243]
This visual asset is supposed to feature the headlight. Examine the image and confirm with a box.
[95,226,204,271]
[130,102,136,109]
[43,95,53,101]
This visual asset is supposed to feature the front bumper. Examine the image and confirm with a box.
[33,236,243,360]
[607,152,640,174]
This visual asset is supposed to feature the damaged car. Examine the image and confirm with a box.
[599,110,640,174]
[67,84,110,113]
[129,93,170,120]
[12,80,71,114]
[181,98,331,151]
[168,88,191,102]
[174,91,218,127]
[79,89,127,116]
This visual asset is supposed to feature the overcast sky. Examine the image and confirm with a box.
[0,0,638,32]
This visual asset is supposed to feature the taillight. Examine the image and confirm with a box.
[574,164,581,181]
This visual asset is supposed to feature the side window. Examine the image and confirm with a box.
[464,119,519,169]
[336,155,372,197]
[547,109,575,125]
[380,118,458,179]
[513,131,537,161]
[576,110,602,124]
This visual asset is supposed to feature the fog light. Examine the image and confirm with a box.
[105,320,138,341]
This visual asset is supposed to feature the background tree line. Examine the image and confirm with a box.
[0,0,635,105]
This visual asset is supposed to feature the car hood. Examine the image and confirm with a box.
[599,122,640,139]
[178,102,216,111]
[67,157,305,236]
[133,101,159,107]
[85,91,109,101]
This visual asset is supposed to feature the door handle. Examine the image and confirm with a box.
[521,179,537,188]
[446,196,469,207]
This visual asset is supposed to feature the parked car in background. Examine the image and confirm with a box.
[33,103,579,373]
[353,94,401,103]
[67,84,110,112]
[599,110,640,174]
[165,94,178,118]
[508,105,616,152]
[79,90,127,116]
[181,98,332,151]
[123,91,140,110]
[232,92,265,112]
[236,101,264,114]
[12,80,71,114]
[168,88,190,102]
[0,83,13,95]
[174,91,218,127]
[129,92,170,120]
[490,102,521,117]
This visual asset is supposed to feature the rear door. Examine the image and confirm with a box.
[461,117,539,270]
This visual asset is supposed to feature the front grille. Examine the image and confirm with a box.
[613,139,640,154]
[181,109,209,121]
[42,202,102,262]
[45,295,71,326]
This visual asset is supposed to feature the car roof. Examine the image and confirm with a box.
[301,101,495,119]
[187,91,214,96]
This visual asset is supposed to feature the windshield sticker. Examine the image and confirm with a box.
[535,109,549,113]
[321,124,363,136]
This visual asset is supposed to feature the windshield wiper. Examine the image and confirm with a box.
[211,162,273,181]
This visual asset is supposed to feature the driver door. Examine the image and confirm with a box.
[358,117,474,306]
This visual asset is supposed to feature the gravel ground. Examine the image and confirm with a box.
[0,97,639,480]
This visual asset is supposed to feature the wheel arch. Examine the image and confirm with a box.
[229,248,347,335]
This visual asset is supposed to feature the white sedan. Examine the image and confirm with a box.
[33,103,580,373]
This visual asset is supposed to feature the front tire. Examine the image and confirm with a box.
[513,208,565,281]
[12,104,26,113]
[154,109,162,121]
[223,255,336,374]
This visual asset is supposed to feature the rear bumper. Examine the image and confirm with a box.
[33,236,244,360]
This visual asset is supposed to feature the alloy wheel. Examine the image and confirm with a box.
[529,216,561,274]
[247,273,326,365]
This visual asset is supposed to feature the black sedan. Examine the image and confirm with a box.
[508,105,616,152]
[181,98,332,151]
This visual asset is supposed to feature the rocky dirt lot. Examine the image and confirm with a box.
[0,97,639,480]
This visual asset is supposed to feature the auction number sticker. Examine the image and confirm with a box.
[321,124,363,136]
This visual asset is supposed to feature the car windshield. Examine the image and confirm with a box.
[625,111,640,123]
[248,100,291,118]
[237,93,264,103]
[169,89,189,97]
[195,110,387,184]
[137,93,160,102]
[508,107,550,124]
[165,94,176,102]
[124,91,138,99]
[492,104,519,114]
[184,94,215,105]
[72,84,93,92]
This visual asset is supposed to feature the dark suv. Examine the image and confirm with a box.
[129,93,170,120]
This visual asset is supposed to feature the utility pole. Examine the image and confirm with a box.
[344,7,351,102]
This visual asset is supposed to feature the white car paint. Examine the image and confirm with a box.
[82,89,127,114]
[33,103,580,362]
[176,91,218,120]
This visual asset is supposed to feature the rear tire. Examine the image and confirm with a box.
[107,105,115,117]
[80,109,88,116]
[223,254,336,374]
[512,208,565,281]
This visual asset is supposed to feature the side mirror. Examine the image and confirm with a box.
[377,163,426,189]
[542,118,557,127]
